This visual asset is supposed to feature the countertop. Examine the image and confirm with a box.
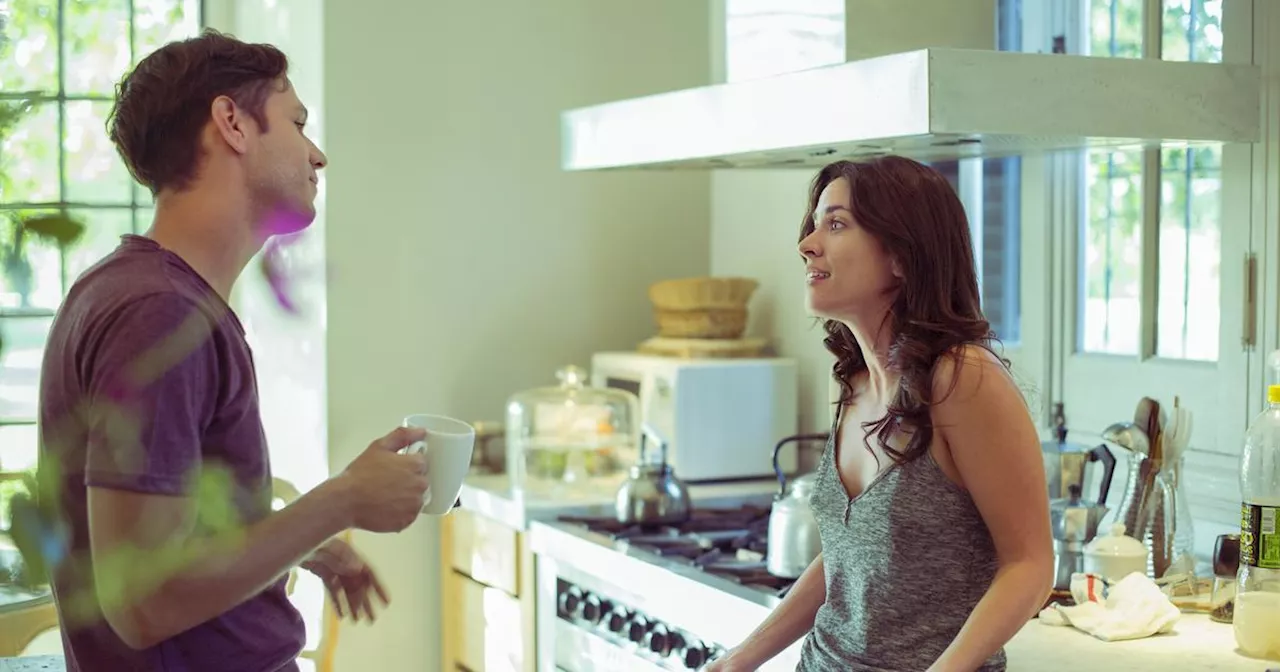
[457,471,781,530]
[1006,613,1278,670]
[0,657,63,672]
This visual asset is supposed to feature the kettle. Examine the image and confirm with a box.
[766,433,829,578]
[614,423,691,525]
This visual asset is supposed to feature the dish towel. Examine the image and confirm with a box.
[1038,572,1182,641]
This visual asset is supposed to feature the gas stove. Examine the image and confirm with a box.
[556,506,797,601]
[529,502,806,672]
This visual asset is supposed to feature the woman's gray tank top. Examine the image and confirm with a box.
[797,405,1006,672]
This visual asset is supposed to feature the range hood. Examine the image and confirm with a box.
[560,3,1261,171]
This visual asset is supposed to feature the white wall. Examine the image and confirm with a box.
[710,170,834,439]
[321,2,711,670]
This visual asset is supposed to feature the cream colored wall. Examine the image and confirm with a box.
[321,2,710,670]
[710,171,834,439]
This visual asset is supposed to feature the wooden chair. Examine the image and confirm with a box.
[272,477,341,672]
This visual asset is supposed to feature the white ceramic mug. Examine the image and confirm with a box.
[402,414,475,515]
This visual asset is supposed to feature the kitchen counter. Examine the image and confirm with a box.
[0,657,62,672]
[458,471,782,530]
[1006,614,1278,670]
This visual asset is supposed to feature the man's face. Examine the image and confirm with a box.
[247,78,326,235]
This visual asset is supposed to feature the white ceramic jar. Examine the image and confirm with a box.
[1083,521,1149,582]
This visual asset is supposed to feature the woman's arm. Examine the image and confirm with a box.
[927,347,1055,672]
[709,554,826,671]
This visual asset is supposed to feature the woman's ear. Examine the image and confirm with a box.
[891,258,905,279]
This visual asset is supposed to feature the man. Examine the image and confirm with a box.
[36,29,430,671]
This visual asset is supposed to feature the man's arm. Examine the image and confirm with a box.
[88,477,352,649]
[74,294,429,649]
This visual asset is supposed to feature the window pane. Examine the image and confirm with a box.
[1080,150,1142,355]
[64,208,129,285]
[0,101,59,204]
[1156,146,1221,361]
[924,159,1022,346]
[0,1,59,95]
[63,0,130,96]
[0,210,62,310]
[1090,0,1144,58]
[134,0,201,64]
[64,101,132,204]
[1162,0,1223,63]
[135,206,153,233]
[724,0,845,83]
[983,158,1021,345]
[0,315,50,421]
[0,422,38,531]
[1156,1,1222,361]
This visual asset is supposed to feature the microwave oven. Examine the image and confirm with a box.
[590,352,799,482]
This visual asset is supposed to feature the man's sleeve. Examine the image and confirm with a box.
[81,293,219,496]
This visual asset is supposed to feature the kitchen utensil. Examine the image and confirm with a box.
[766,433,829,578]
[1101,420,1152,549]
[1084,521,1149,582]
[402,414,476,516]
[1042,403,1118,501]
[1050,483,1111,590]
[614,423,691,525]
[505,365,640,497]
[1157,399,1196,572]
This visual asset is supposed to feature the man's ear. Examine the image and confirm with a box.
[209,95,251,155]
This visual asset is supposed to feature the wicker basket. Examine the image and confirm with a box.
[648,277,758,339]
[648,277,759,310]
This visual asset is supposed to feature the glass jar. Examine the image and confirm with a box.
[505,365,639,497]
[1211,534,1239,623]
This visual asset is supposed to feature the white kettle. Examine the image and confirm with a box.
[766,433,828,578]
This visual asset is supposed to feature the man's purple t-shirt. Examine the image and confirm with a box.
[37,235,305,671]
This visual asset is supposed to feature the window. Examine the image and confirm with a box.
[1078,0,1223,359]
[0,0,202,521]
[1048,0,1252,555]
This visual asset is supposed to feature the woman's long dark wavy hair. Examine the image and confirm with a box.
[800,156,1007,467]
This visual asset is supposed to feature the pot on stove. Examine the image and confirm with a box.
[615,423,691,525]
[767,433,829,578]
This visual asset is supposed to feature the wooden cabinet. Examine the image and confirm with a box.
[440,508,536,672]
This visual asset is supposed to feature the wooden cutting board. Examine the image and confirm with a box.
[637,336,769,359]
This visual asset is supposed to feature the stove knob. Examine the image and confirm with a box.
[627,616,650,643]
[684,643,711,669]
[646,624,672,656]
[605,607,628,633]
[582,595,609,623]
[557,586,583,618]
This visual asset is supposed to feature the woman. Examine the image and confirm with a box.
[708,157,1052,672]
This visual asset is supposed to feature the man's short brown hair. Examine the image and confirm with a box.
[107,29,288,195]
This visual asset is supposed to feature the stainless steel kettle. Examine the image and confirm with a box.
[766,433,829,578]
[614,423,691,525]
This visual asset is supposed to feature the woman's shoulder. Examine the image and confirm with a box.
[929,343,1014,406]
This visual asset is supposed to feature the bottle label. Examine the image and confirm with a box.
[1240,504,1280,570]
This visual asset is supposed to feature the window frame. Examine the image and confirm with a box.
[1040,0,1265,555]
[0,0,205,426]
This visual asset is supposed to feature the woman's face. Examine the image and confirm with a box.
[799,177,901,321]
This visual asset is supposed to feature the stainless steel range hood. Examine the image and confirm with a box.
[560,2,1261,171]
